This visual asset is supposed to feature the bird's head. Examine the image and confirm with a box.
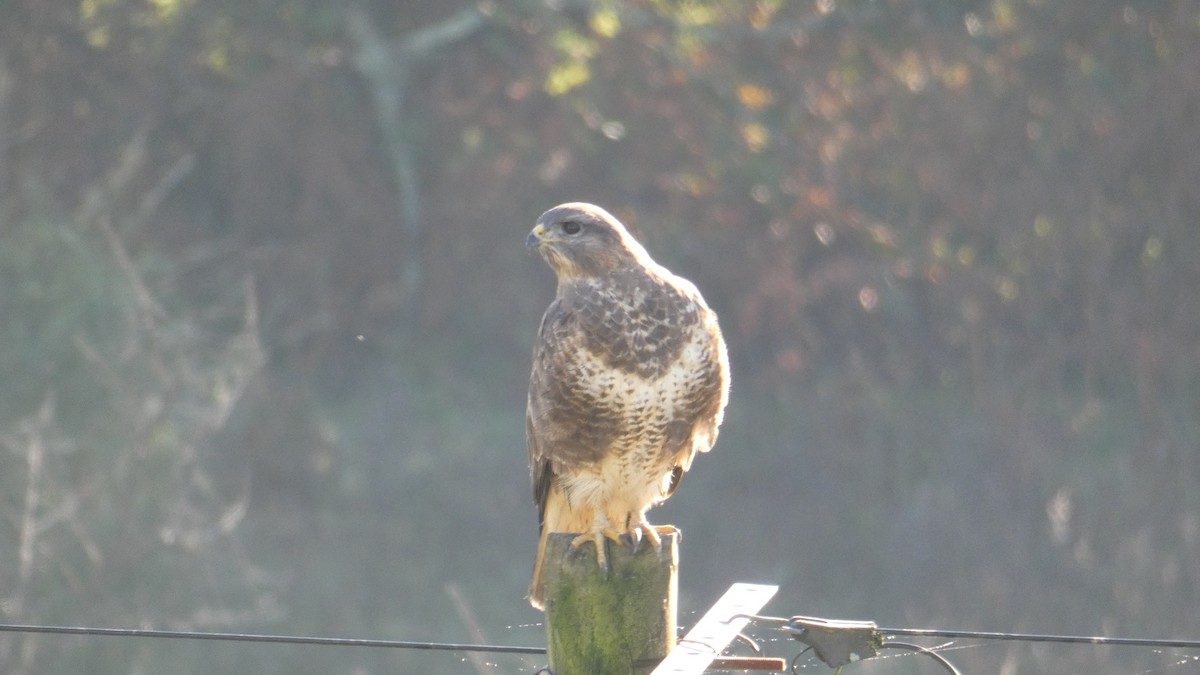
[526,202,650,279]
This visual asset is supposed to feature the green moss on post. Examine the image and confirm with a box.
[543,529,679,675]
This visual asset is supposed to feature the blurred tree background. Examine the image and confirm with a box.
[1,0,1198,672]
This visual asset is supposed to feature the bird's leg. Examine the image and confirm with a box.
[568,510,625,575]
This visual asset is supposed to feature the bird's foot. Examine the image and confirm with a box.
[622,519,669,559]
[568,528,625,576]
[653,524,678,538]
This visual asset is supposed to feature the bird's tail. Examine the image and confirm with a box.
[528,522,550,611]
[528,484,564,610]
[529,486,592,610]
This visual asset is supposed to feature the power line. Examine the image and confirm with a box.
[879,627,1200,650]
[745,613,1200,675]
[740,614,1200,651]
[0,623,545,655]
[2,617,1197,662]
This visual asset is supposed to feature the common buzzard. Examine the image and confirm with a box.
[525,202,729,610]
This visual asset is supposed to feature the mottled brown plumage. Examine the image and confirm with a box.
[525,202,729,610]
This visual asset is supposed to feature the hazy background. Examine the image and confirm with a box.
[1,1,1198,673]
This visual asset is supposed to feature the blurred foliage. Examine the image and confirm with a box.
[1,0,1199,672]
[0,137,267,672]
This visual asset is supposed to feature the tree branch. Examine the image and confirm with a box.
[346,5,490,306]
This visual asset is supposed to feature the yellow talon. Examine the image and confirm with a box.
[569,528,625,574]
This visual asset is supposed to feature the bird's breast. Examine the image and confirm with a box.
[564,326,714,439]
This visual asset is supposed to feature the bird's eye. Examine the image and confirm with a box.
[561,220,582,235]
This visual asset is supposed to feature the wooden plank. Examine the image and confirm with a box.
[709,656,787,671]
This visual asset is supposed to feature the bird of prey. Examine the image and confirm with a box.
[525,202,729,610]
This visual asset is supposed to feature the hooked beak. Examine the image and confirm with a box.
[526,223,546,250]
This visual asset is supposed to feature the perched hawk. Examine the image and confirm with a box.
[525,202,729,610]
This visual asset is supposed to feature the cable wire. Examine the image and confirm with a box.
[880,641,963,675]
[4,619,1198,664]
[736,614,1200,651]
[878,627,1200,650]
[0,623,545,655]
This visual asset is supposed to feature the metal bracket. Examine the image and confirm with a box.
[778,615,883,667]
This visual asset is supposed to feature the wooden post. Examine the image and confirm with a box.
[542,528,679,675]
